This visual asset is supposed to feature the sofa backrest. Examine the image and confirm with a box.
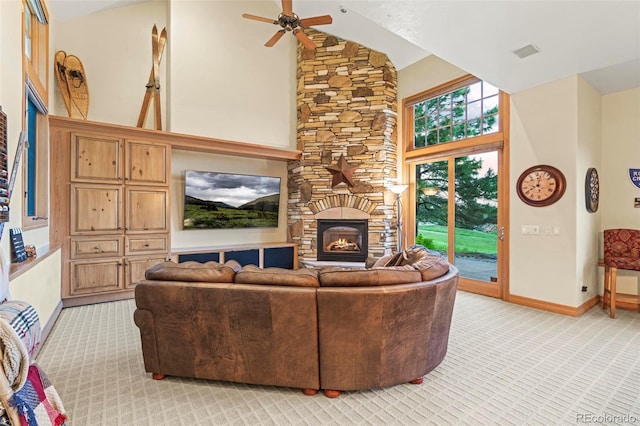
[315,266,459,391]
[134,280,320,389]
[144,260,240,283]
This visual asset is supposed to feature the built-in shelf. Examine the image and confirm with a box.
[9,244,61,280]
[172,243,298,269]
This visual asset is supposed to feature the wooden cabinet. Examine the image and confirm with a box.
[71,133,123,183]
[125,140,169,185]
[125,187,169,233]
[70,184,123,235]
[63,131,170,303]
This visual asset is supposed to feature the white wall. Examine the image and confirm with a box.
[600,87,640,295]
[52,1,168,126]
[0,0,61,328]
[168,0,296,149]
[575,77,602,304]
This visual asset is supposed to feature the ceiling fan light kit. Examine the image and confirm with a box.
[242,0,332,50]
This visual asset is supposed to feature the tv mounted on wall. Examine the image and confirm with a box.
[183,170,281,229]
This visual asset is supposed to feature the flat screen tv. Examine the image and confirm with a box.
[183,170,281,229]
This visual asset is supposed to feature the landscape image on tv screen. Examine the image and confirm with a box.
[183,170,281,229]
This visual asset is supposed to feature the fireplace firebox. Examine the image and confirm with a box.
[317,219,368,262]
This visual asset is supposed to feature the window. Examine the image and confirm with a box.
[410,78,499,148]
[22,0,49,229]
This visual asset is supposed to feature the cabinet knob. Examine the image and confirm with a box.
[144,243,149,247]
[125,227,129,231]
[94,246,100,251]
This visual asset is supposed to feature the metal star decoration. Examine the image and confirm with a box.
[326,154,358,187]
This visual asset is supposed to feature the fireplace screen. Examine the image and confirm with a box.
[317,219,368,262]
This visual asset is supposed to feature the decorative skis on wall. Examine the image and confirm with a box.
[137,25,167,130]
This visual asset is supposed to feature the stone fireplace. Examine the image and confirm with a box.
[287,29,400,263]
[317,219,368,262]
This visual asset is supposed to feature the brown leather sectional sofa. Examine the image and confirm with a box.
[133,248,459,397]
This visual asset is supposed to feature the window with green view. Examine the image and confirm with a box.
[413,81,499,148]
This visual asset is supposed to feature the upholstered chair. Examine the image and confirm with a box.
[602,229,640,318]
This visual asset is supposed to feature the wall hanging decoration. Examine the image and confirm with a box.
[325,154,358,187]
[137,25,167,130]
[516,164,566,207]
[629,168,640,189]
[585,167,599,213]
[54,51,89,120]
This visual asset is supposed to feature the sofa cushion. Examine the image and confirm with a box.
[400,246,450,281]
[319,267,422,287]
[235,265,320,287]
[144,260,239,283]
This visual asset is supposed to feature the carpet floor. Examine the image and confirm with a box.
[35,292,640,425]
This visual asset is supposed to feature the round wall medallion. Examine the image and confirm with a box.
[516,164,567,207]
[585,167,599,213]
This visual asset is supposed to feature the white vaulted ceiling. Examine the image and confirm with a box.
[48,0,640,94]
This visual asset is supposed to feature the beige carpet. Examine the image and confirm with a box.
[35,292,639,425]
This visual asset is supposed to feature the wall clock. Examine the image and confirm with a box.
[516,164,566,207]
[585,167,599,213]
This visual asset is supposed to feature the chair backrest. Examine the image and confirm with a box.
[604,228,640,261]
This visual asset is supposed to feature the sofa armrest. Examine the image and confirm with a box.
[133,308,160,375]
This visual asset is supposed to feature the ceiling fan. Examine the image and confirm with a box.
[242,0,333,50]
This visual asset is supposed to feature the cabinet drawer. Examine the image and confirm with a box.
[71,237,122,259]
[126,235,168,255]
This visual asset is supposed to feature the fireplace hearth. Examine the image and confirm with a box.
[317,219,368,262]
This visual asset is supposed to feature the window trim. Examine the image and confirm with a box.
[21,0,49,231]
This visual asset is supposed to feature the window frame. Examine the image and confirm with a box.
[404,75,505,160]
[21,0,49,231]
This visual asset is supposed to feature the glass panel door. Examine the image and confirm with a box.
[414,150,503,298]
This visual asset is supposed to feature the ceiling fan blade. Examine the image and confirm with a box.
[242,13,277,24]
[265,30,286,47]
[293,29,317,50]
[282,0,293,16]
[299,15,333,27]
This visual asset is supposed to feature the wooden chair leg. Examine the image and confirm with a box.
[603,265,610,310]
[152,373,166,380]
[323,389,341,398]
[301,388,318,396]
[610,267,617,318]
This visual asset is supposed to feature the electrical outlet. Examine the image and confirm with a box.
[521,225,539,235]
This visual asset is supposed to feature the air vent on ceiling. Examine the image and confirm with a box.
[513,44,541,59]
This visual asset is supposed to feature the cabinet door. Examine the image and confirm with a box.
[70,258,123,295]
[125,256,168,289]
[125,140,169,185]
[70,184,123,235]
[125,187,169,233]
[70,133,123,183]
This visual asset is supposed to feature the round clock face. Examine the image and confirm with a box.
[585,167,599,213]
[516,165,566,207]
